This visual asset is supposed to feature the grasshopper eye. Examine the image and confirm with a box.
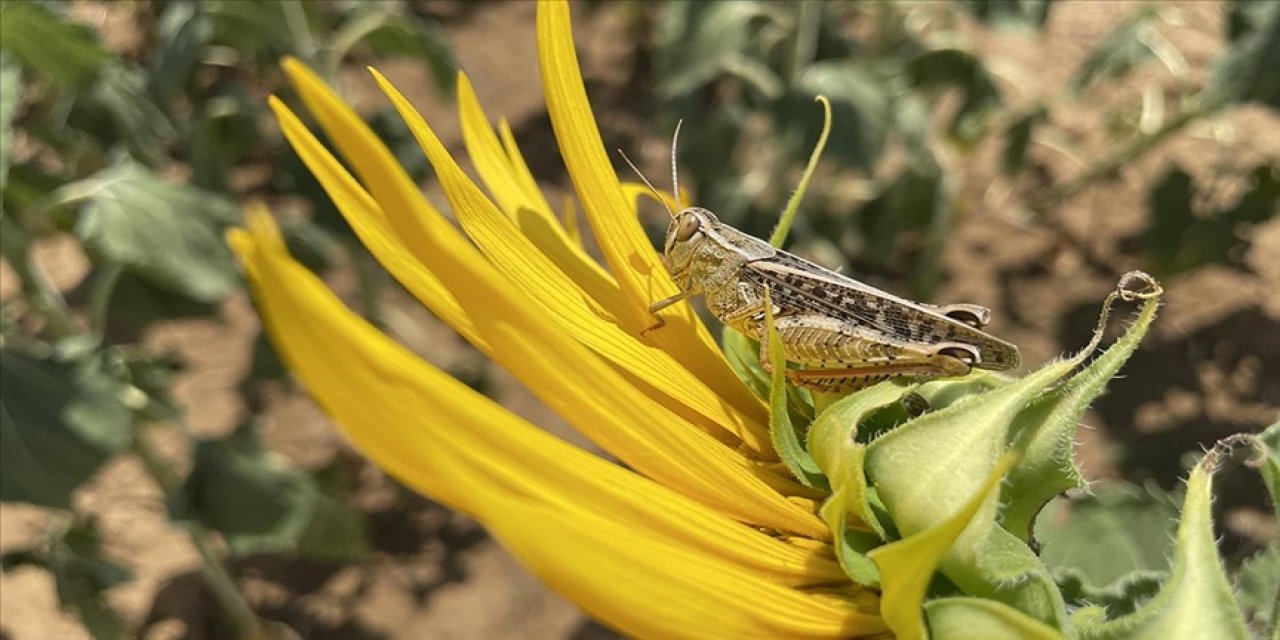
[674,213,701,241]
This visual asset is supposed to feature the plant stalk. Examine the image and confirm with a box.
[132,426,266,640]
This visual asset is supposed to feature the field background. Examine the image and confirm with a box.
[1,1,1277,639]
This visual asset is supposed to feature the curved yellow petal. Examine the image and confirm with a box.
[280,58,467,278]
[265,97,484,349]
[621,181,684,218]
[497,116,556,217]
[536,1,767,424]
[456,72,634,334]
[229,209,842,585]
[270,81,826,539]
[487,498,888,640]
[379,69,774,455]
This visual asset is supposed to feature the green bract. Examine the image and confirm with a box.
[752,271,1279,640]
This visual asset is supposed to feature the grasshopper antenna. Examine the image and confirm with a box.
[617,148,675,218]
[670,119,683,210]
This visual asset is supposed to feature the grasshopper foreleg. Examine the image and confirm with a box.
[644,289,700,334]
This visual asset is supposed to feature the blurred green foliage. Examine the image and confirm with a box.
[645,0,1278,294]
[1,1,454,637]
[0,1,1277,638]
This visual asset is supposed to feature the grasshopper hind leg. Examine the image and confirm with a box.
[756,314,974,393]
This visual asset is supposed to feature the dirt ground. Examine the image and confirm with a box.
[2,2,1278,639]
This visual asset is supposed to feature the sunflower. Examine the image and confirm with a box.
[228,2,1168,639]
[228,2,892,637]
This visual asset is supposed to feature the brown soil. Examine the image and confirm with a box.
[2,2,1277,639]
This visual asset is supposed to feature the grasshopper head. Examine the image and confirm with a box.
[662,207,718,280]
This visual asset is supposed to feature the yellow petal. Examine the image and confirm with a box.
[536,1,767,424]
[557,193,583,247]
[486,498,888,640]
[497,116,556,218]
[379,68,775,456]
[456,73,554,221]
[273,70,826,539]
[266,96,485,349]
[456,72,632,332]
[280,58,465,277]
[621,181,684,219]
[229,208,842,584]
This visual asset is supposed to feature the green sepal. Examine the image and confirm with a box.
[810,381,917,546]
[865,272,1163,629]
[869,455,1018,640]
[1001,288,1159,542]
[763,289,827,488]
[926,596,1065,640]
[1254,421,1280,517]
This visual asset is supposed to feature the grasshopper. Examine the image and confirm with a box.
[622,128,1019,393]
[647,206,1020,392]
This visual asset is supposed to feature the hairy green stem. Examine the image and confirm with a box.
[132,427,265,640]
[770,96,833,248]
[281,0,320,71]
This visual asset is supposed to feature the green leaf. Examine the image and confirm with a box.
[856,167,945,271]
[952,0,1055,31]
[190,93,261,193]
[906,49,1003,147]
[81,64,176,166]
[1001,105,1047,176]
[1205,0,1280,109]
[763,291,827,488]
[1069,7,1160,95]
[1001,282,1161,542]
[172,423,368,561]
[1,518,130,640]
[868,455,1017,640]
[926,597,1064,640]
[1146,163,1279,276]
[204,0,290,62]
[0,348,132,509]
[1034,484,1178,590]
[1237,545,1280,637]
[0,1,111,89]
[653,1,784,100]
[280,216,341,274]
[1074,445,1250,640]
[67,162,239,302]
[333,8,458,95]
[0,51,20,188]
[148,2,213,111]
[1054,568,1165,618]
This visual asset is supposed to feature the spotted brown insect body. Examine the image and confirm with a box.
[650,207,1021,392]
